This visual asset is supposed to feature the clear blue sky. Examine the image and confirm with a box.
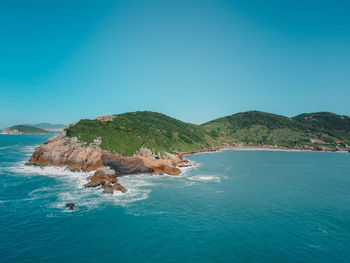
[1,0,349,127]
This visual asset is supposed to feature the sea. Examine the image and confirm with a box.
[0,134,350,263]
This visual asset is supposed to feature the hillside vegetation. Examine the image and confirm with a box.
[64,111,350,156]
[202,111,346,148]
[65,111,216,156]
[292,112,350,142]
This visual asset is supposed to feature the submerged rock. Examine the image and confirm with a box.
[65,203,76,210]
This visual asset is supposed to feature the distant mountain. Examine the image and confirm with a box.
[292,112,350,142]
[24,123,66,130]
[1,125,52,135]
[202,111,348,148]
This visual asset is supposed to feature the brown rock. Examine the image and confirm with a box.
[102,183,127,194]
[27,134,103,171]
[152,164,181,175]
[85,168,117,188]
[113,183,127,193]
[102,183,114,194]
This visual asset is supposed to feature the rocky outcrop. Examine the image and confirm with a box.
[84,167,128,194]
[26,129,196,201]
[101,154,154,175]
[95,115,113,122]
[137,146,154,157]
[27,132,188,177]
[102,183,127,194]
[27,134,103,171]
[66,203,76,210]
[179,146,225,157]
[102,184,114,194]
[113,183,127,193]
[85,168,118,188]
[151,164,181,175]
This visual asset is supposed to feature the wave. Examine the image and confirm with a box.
[0,145,17,150]
[6,161,157,210]
[186,175,221,182]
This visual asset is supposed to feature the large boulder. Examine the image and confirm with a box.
[113,183,127,193]
[102,183,114,194]
[152,164,181,175]
[102,183,127,194]
[85,168,117,188]
[65,203,76,210]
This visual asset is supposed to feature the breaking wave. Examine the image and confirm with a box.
[186,175,221,182]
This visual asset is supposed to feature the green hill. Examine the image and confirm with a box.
[4,125,52,134]
[64,111,350,156]
[292,112,350,143]
[202,111,341,148]
[65,111,217,156]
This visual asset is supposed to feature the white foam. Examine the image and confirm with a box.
[4,143,224,211]
[186,175,221,182]
[7,161,159,210]
[0,145,16,150]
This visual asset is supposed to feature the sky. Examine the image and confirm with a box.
[1,0,349,127]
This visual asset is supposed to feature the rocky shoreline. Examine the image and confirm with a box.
[179,144,350,156]
[26,132,190,194]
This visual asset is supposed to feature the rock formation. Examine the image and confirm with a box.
[27,133,103,171]
[95,115,113,122]
[66,203,76,210]
[85,168,118,188]
[27,130,190,196]
[102,183,127,194]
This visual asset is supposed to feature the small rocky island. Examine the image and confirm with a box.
[2,125,52,135]
[27,113,197,194]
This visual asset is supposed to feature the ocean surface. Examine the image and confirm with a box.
[0,134,350,263]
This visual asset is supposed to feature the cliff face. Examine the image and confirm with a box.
[28,133,104,171]
[27,132,183,176]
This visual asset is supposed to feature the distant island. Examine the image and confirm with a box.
[27,111,350,194]
[1,125,52,135]
[23,123,66,131]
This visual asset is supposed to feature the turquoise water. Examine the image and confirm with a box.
[1,134,350,263]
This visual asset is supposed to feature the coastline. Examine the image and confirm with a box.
[179,145,349,157]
